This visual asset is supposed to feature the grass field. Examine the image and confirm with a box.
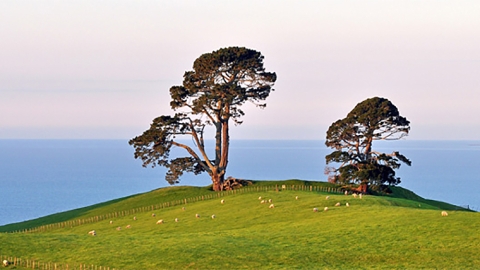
[0,180,478,269]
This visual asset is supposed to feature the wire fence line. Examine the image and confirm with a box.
[0,254,116,270]
[4,185,341,234]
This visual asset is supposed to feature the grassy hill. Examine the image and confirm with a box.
[0,180,478,269]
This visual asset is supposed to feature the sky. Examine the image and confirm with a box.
[1,0,479,140]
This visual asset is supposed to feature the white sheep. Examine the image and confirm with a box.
[116,227,121,231]
[335,202,341,207]
[313,207,318,212]
[109,220,113,224]
[220,199,225,204]
[441,211,448,217]
[324,207,329,211]
[295,196,299,200]
[326,196,330,200]
[353,193,358,198]
[3,260,9,267]
[133,216,137,221]
[126,225,131,229]
[175,218,179,222]
[359,194,363,199]
[258,196,262,200]
[156,219,164,224]
[261,200,265,204]
[195,214,200,218]
[211,214,216,219]
[346,202,350,207]
[152,213,156,217]
[88,230,96,236]
[345,190,348,195]
[268,199,272,203]
[182,207,186,211]
[269,204,275,208]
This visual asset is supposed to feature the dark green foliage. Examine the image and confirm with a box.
[130,47,276,190]
[325,97,411,191]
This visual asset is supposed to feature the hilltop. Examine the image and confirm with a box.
[0,180,478,269]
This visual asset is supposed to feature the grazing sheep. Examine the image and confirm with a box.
[175,218,179,222]
[88,230,96,236]
[269,204,275,208]
[346,202,350,207]
[324,207,329,211]
[326,196,330,200]
[359,194,363,199]
[109,220,113,224]
[133,216,137,221]
[156,219,164,224]
[182,207,186,211]
[441,211,448,217]
[195,214,200,218]
[152,213,156,217]
[295,196,299,200]
[345,190,348,195]
[116,227,121,231]
[258,196,262,200]
[268,199,272,203]
[3,260,9,267]
[126,225,131,229]
[211,214,216,219]
[313,207,318,212]
[335,202,341,207]
[220,199,225,204]
[353,193,358,198]
[261,200,265,204]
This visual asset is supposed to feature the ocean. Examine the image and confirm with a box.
[0,139,479,226]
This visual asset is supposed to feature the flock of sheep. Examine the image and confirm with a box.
[86,191,450,236]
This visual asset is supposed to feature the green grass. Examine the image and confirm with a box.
[0,180,478,269]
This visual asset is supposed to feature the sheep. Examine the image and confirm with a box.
[353,193,358,198]
[109,220,113,224]
[211,214,216,219]
[269,204,275,208]
[258,196,262,200]
[152,213,156,217]
[126,225,131,229]
[175,218,179,222]
[335,202,341,207]
[345,190,348,195]
[195,214,200,218]
[88,230,96,236]
[441,211,448,217]
[324,207,329,211]
[260,200,265,204]
[359,194,363,199]
[133,216,137,221]
[326,196,330,200]
[3,260,9,267]
[220,199,225,204]
[268,199,272,203]
[313,207,318,212]
[295,196,299,200]
[182,207,186,211]
[346,202,350,207]
[116,227,121,231]
[156,219,164,224]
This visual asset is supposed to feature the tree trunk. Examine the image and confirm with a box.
[358,182,368,194]
[211,172,225,191]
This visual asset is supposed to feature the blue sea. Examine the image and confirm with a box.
[1,139,479,226]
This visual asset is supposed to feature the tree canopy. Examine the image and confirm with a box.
[129,47,276,191]
[325,97,411,193]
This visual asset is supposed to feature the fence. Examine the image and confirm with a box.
[0,254,115,270]
[5,185,341,234]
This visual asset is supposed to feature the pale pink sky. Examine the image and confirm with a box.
[1,1,479,140]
